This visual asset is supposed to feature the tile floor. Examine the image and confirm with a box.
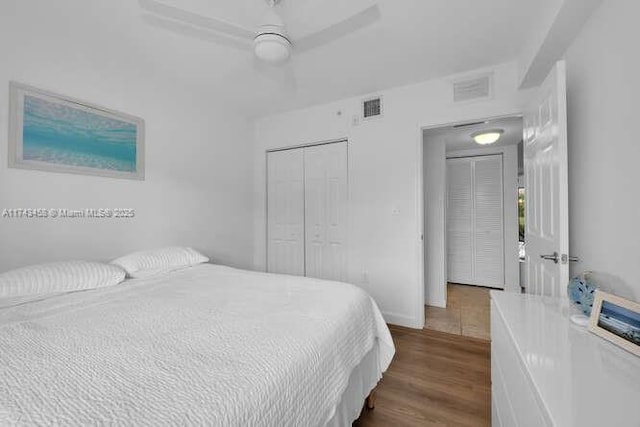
[424,283,493,340]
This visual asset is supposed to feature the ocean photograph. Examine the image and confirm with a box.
[598,300,640,346]
[22,95,137,173]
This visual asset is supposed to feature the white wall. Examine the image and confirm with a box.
[446,145,520,292]
[565,0,640,301]
[518,0,601,88]
[0,2,254,271]
[518,0,564,86]
[423,135,447,307]
[254,62,532,328]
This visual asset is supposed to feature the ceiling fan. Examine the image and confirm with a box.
[138,0,381,65]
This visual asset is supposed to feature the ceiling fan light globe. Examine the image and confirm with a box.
[254,33,292,64]
[472,129,504,145]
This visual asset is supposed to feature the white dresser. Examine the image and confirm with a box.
[491,291,640,427]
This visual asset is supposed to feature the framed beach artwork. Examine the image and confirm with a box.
[8,82,144,180]
[589,290,640,357]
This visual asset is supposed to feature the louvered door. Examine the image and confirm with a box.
[447,158,474,284]
[447,155,504,288]
[473,156,504,286]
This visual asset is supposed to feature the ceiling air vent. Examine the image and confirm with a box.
[452,73,493,103]
[363,97,382,119]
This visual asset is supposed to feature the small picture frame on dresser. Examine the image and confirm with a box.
[588,290,640,357]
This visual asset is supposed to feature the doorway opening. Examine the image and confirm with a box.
[421,116,524,339]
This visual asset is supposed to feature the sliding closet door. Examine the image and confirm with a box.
[267,149,305,276]
[304,142,348,282]
[447,158,474,284]
[447,155,504,288]
[473,155,505,286]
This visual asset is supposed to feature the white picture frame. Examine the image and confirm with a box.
[8,81,145,180]
[588,290,640,357]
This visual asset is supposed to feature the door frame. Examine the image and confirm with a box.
[265,137,348,154]
[416,113,522,322]
[265,138,349,276]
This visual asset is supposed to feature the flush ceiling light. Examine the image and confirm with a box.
[472,129,504,145]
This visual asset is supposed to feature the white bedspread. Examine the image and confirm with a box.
[0,264,394,426]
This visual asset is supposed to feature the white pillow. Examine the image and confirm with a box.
[0,261,126,298]
[110,247,209,279]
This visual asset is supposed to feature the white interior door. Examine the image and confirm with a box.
[523,61,570,297]
[447,155,505,288]
[267,149,305,276]
[304,142,348,281]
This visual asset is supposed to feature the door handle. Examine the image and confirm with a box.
[561,254,580,263]
[540,252,560,264]
[540,252,580,264]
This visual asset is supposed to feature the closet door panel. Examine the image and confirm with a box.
[267,149,305,276]
[474,155,505,285]
[447,159,473,284]
[304,142,348,282]
[305,149,325,279]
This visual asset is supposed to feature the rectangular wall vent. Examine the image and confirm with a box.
[363,97,382,119]
[453,120,487,129]
[453,73,492,103]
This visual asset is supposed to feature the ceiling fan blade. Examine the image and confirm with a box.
[141,14,253,51]
[294,4,381,53]
[138,0,256,41]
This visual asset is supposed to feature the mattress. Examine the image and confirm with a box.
[0,264,395,426]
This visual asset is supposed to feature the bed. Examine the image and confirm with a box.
[0,263,395,426]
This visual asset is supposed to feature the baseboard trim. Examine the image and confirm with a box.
[382,311,423,329]
[425,298,446,308]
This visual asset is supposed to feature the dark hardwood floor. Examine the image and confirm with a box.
[354,325,491,426]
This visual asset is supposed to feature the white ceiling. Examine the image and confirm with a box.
[424,116,523,152]
[2,0,560,116]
